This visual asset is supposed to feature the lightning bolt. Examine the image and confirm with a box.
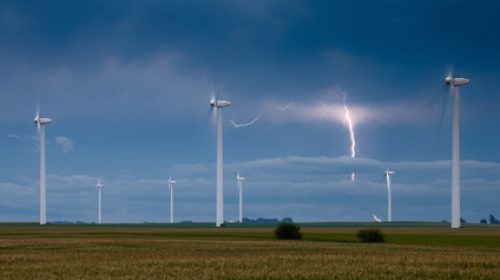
[343,95,356,158]
[342,94,357,182]
[230,117,260,128]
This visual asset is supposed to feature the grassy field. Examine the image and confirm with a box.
[0,223,499,279]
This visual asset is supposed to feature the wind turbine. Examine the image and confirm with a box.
[96,178,104,224]
[210,97,230,227]
[236,171,245,223]
[384,169,395,222]
[444,73,470,229]
[168,176,176,224]
[34,109,52,225]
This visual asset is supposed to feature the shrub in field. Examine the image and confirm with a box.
[357,229,385,243]
[275,223,302,240]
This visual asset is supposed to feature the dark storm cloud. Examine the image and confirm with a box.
[1,0,500,223]
[4,0,500,90]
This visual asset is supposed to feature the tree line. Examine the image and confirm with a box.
[479,214,499,224]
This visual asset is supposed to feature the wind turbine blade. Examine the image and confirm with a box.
[436,71,454,149]
[210,82,217,103]
[372,214,382,223]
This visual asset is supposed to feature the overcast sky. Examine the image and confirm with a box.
[1,0,499,223]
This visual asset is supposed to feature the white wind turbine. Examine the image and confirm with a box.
[168,176,176,224]
[384,169,395,222]
[236,171,245,223]
[444,73,470,229]
[34,108,52,225]
[96,178,104,224]
[210,97,231,227]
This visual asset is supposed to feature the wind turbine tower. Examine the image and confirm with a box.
[384,169,395,222]
[210,98,231,227]
[96,178,104,224]
[168,176,176,224]
[444,74,470,229]
[236,172,245,223]
[34,111,52,225]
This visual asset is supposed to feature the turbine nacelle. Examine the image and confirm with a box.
[96,179,104,189]
[385,170,395,176]
[236,175,245,181]
[34,117,53,125]
[236,171,245,182]
[168,176,176,185]
[444,76,470,87]
[210,99,231,108]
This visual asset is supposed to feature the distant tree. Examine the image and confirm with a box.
[489,215,499,224]
[441,220,448,223]
[256,218,279,223]
[460,217,466,223]
[357,229,385,243]
[480,219,487,224]
[281,217,293,223]
[242,217,282,224]
[275,223,302,240]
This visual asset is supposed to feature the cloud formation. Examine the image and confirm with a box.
[0,1,499,224]
[2,155,498,223]
[261,98,441,126]
[55,136,73,153]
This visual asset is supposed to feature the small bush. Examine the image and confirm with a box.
[357,229,385,243]
[275,223,302,240]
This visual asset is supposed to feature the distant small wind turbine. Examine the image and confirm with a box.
[384,169,395,222]
[210,97,231,227]
[230,117,259,128]
[236,171,245,223]
[372,214,382,223]
[34,107,52,225]
[444,72,470,229]
[96,178,104,224]
[168,176,176,224]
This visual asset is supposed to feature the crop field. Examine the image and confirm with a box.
[0,223,499,279]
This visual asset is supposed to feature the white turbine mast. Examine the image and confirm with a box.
[384,169,395,222]
[210,97,231,227]
[236,171,245,223]
[34,108,52,225]
[167,176,176,224]
[444,73,470,229]
[96,178,104,224]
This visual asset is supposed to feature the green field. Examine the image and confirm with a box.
[0,223,499,279]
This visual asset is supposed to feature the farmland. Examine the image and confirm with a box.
[0,223,499,279]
